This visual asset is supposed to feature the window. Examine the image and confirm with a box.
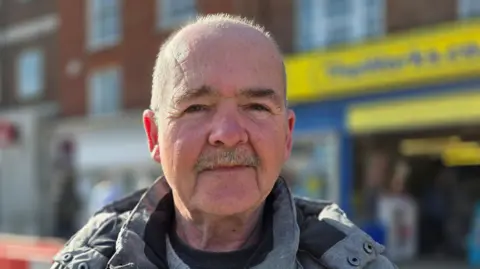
[364,0,384,37]
[296,0,384,51]
[16,48,44,100]
[88,67,121,116]
[87,0,121,50]
[324,0,351,46]
[285,133,340,202]
[459,0,480,18]
[157,0,197,29]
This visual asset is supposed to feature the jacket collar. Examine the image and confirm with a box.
[107,177,301,269]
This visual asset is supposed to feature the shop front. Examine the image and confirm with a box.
[347,83,480,261]
[285,18,480,261]
[285,100,352,212]
[0,103,57,236]
[284,131,340,202]
[52,113,161,228]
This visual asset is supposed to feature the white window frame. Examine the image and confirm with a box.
[87,66,122,116]
[86,0,122,51]
[458,0,480,19]
[16,48,45,100]
[296,0,385,52]
[363,0,385,38]
[157,0,197,30]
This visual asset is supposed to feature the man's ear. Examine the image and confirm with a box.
[143,110,161,163]
[284,109,296,161]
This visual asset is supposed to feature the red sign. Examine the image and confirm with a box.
[0,121,19,148]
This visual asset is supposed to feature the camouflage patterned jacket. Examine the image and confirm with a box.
[51,178,396,269]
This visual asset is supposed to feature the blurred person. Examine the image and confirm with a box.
[377,160,418,262]
[88,175,124,216]
[420,168,458,255]
[362,152,390,222]
[389,160,410,195]
[52,140,81,240]
[51,14,395,269]
[440,169,471,257]
[53,168,81,240]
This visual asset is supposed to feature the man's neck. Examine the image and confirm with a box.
[173,203,265,252]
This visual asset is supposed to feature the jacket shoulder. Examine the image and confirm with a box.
[295,199,397,269]
[51,189,146,269]
[294,196,333,218]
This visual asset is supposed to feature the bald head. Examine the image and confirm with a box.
[150,14,286,115]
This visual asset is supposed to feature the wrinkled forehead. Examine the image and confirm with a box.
[165,24,285,102]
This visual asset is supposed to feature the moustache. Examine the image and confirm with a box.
[194,148,260,172]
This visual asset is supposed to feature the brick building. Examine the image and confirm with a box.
[295,0,479,52]
[55,0,293,118]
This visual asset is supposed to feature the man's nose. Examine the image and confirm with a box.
[208,111,248,147]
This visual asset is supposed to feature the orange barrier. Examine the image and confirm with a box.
[0,234,65,269]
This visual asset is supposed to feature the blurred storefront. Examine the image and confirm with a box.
[284,132,340,202]
[52,112,161,227]
[286,18,480,262]
[0,104,57,237]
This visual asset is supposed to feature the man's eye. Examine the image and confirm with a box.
[184,105,208,113]
[247,104,270,112]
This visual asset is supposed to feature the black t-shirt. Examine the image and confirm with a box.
[168,228,259,269]
[144,195,274,269]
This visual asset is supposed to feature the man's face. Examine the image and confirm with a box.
[144,26,295,215]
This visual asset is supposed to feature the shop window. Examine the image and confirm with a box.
[88,66,122,116]
[16,48,44,100]
[324,0,351,46]
[296,0,384,51]
[157,0,197,30]
[87,0,121,51]
[76,166,161,226]
[285,133,340,202]
[459,0,480,18]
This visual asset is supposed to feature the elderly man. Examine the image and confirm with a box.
[51,14,395,269]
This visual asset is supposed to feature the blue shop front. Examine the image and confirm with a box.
[284,19,480,219]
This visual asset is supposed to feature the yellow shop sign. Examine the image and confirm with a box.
[286,19,480,102]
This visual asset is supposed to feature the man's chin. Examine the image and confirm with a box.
[193,191,262,216]
[192,172,263,214]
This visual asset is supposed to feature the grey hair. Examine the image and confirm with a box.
[150,13,287,117]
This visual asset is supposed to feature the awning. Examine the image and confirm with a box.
[347,90,480,134]
[76,127,154,171]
